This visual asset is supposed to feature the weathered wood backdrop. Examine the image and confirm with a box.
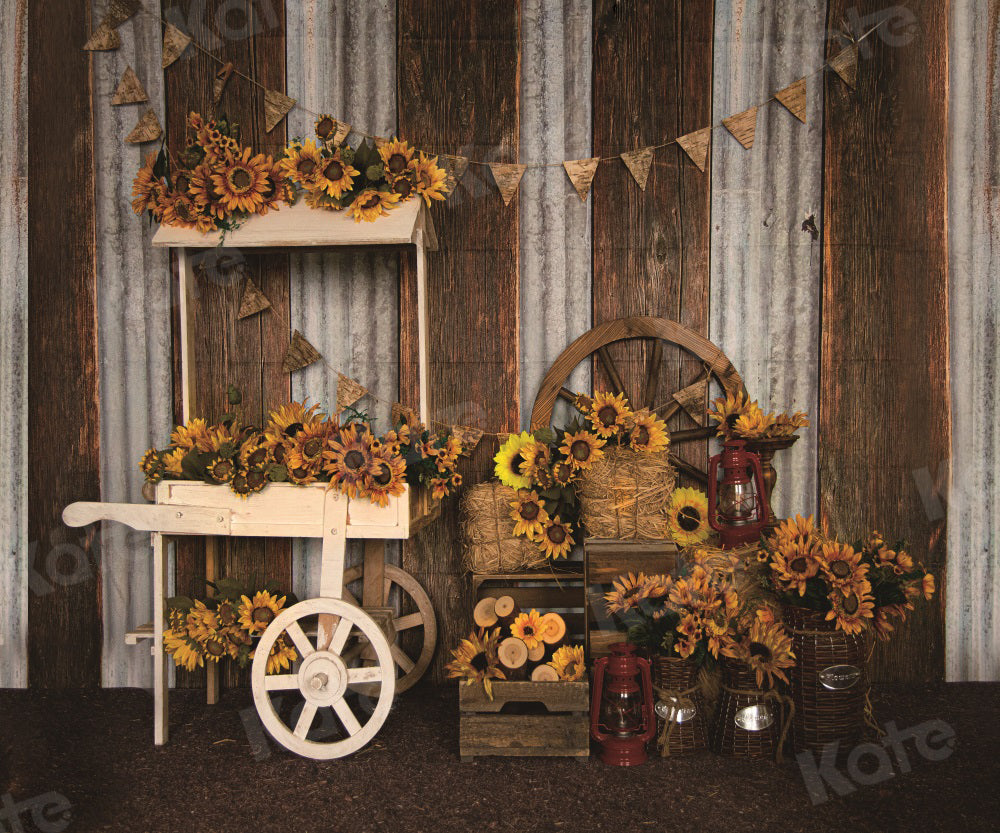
[3,0,996,688]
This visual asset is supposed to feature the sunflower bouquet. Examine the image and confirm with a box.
[707,391,809,441]
[164,580,298,674]
[494,391,671,559]
[139,396,463,503]
[756,514,936,638]
[280,121,447,221]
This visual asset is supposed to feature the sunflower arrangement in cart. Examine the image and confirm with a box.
[139,392,463,503]
[163,578,298,674]
[494,391,673,559]
[756,514,936,638]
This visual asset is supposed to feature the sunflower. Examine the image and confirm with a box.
[826,584,875,635]
[163,628,203,672]
[410,152,448,205]
[365,448,407,508]
[323,424,371,498]
[389,171,416,200]
[350,188,401,222]
[206,455,236,484]
[185,599,219,641]
[189,162,228,220]
[131,153,163,214]
[445,628,506,700]
[892,550,915,575]
[231,466,268,498]
[770,411,810,438]
[629,409,669,453]
[269,401,324,435]
[666,488,711,547]
[238,591,286,634]
[732,403,775,440]
[139,448,165,482]
[202,634,229,663]
[510,609,545,651]
[704,618,730,658]
[723,619,796,688]
[771,540,822,596]
[378,138,415,177]
[238,435,271,469]
[770,514,817,546]
[559,430,605,471]
[265,635,298,674]
[211,147,272,214]
[314,152,359,199]
[535,516,571,559]
[163,448,186,477]
[171,418,212,452]
[510,490,549,539]
[548,644,586,682]
[604,572,653,616]
[707,390,754,438]
[314,114,338,142]
[921,572,936,600]
[430,474,459,500]
[494,432,535,490]
[551,459,576,486]
[290,420,332,465]
[819,541,868,590]
[517,439,551,482]
[587,391,633,439]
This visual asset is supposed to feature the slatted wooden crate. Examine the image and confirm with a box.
[459,680,590,760]
[470,564,586,641]
[584,539,680,659]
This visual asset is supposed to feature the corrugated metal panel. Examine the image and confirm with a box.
[519,0,592,427]
[286,0,398,599]
[947,0,1000,681]
[0,0,27,688]
[709,1,824,519]
[94,9,172,687]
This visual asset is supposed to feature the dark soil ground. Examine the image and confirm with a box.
[1,682,996,833]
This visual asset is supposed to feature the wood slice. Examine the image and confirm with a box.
[531,663,560,682]
[494,595,520,627]
[538,612,566,645]
[498,636,528,670]
[526,641,546,663]
[473,596,499,629]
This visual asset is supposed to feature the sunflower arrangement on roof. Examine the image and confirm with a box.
[139,391,463,503]
[707,391,809,441]
[492,391,671,560]
[163,580,297,674]
[755,514,936,638]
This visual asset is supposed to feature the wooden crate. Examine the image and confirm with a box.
[470,565,585,640]
[584,538,680,659]
[459,680,590,760]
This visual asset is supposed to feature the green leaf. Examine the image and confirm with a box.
[153,147,169,180]
[181,449,208,480]
[268,464,289,482]
[532,427,556,445]
[365,164,384,182]
[166,595,194,612]
[227,385,243,406]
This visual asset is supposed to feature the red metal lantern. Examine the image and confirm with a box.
[707,439,767,549]
[589,643,655,766]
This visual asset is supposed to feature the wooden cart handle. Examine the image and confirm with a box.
[63,501,232,535]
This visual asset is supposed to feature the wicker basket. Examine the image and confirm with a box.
[460,481,547,574]
[576,447,676,539]
[710,658,787,759]
[783,605,870,753]
[652,655,708,754]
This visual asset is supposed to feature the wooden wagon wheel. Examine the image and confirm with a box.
[342,563,437,693]
[529,316,745,485]
[251,598,396,760]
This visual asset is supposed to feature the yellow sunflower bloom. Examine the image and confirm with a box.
[378,138,416,177]
[510,609,545,651]
[825,584,875,635]
[315,152,359,199]
[164,628,204,672]
[322,424,372,498]
[210,147,273,214]
[280,138,325,186]
[770,513,817,546]
[131,153,163,214]
[365,448,407,508]
[819,541,868,590]
[732,403,775,440]
[410,152,448,205]
[629,409,669,453]
[206,456,236,484]
[559,430,605,471]
[707,390,755,438]
[516,439,551,482]
[265,635,298,674]
[666,487,711,547]
[604,572,652,616]
[238,591,286,634]
[771,540,822,596]
[350,188,401,222]
[548,644,586,681]
[538,516,573,559]
[509,490,549,539]
[314,113,339,142]
[494,432,535,490]
[722,618,796,688]
[587,391,633,439]
[445,627,506,700]
[171,418,212,452]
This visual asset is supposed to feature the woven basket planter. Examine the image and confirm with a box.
[710,658,788,759]
[783,605,870,754]
[652,655,708,754]
[576,447,676,539]
[460,481,547,573]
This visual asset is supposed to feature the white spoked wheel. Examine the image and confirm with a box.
[251,598,396,760]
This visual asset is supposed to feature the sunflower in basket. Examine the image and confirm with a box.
[770,538,822,597]
[769,513,816,546]
[721,616,795,689]
[825,581,875,635]
[510,609,545,651]
[818,541,869,591]
[445,628,506,701]
[559,430,605,472]
[510,490,549,539]
[665,487,710,547]
[585,391,633,439]
[494,432,535,490]
[238,590,286,635]
[538,516,573,559]
[549,645,586,682]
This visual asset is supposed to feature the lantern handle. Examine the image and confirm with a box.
[589,656,611,744]
[637,656,657,744]
[748,451,767,521]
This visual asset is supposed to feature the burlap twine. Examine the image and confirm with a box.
[576,447,676,539]
[460,481,548,573]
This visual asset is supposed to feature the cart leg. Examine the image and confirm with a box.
[362,539,386,607]
[153,532,169,745]
[317,490,348,650]
[205,536,219,705]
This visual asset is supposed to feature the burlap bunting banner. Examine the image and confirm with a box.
[489,163,527,206]
[102,0,140,29]
[452,425,484,455]
[391,402,420,427]
[336,374,368,413]
[620,148,654,191]
[775,78,807,123]
[264,89,296,133]
[439,154,469,194]
[672,379,710,425]
[723,106,758,149]
[125,109,162,144]
[676,127,711,172]
[829,44,858,89]
[162,23,192,68]
[83,24,120,51]
[236,277,271,319]
[111,66,148,105]
[281,330,321,374]
[213,62,234,106]
[563,157,600,202]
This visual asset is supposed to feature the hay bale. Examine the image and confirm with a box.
[461,481,547,573]
[576,446,677,539]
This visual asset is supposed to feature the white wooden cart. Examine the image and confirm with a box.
[63,198,440,759]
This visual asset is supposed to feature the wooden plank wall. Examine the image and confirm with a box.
[0,0,27,688]
[820,0,950,682]
[26,0,103,687]
[946,0,1000,681]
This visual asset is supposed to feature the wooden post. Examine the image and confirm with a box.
[415,229,430,427]
[204,536,219,705]
[177,248,196,423]
[153,532,168,745]
[318,490,348,650]
[362,539,386,607]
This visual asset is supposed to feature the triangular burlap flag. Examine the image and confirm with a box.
[489,163,527,206]
[723,106,758,149]
[264,88,296,133]
[452,425,484,455]
[775,77,807,123]
[332,120,351,145]
[102,0,140,28]
[672,379,710,424]
[213,62,234,106]
[237,277,271,319]
[162,23,191,68]
[676,127,711,172]
[439,154,469,195]
[125,109,163,144]
[829,44,858,89]
[111,66,148,105]
[620,148,654,191]
[281,330,321,374]
[83,23,121,51]
[391,402,420,427]
[336,373,368,413]
[562,157,600,202]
